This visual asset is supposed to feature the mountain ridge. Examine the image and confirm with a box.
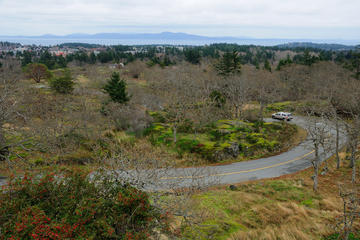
[1,32,251,41]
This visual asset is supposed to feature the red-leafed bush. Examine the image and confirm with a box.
[0,170,167,239]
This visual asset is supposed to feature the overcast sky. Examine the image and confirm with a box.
[0,0,359,39]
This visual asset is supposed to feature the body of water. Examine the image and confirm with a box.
[1,37,358,46]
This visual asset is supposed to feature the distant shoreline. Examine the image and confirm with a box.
[0,32,358,47]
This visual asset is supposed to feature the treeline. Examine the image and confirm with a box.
[17,50,67,69]
[276,42,356,51]
[9,43,360,79]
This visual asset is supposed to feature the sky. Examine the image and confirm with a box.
[0,0,359,39]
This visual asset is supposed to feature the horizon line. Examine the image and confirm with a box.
[0,31,359,41]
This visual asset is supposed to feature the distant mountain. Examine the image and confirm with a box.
[10,32,251,41]
[0,32,358,46]
[276,42,357,51]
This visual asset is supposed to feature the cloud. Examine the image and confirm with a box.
[0,0,359,39]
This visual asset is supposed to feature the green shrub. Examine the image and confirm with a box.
[175,138,200,157]
[149,131,172,146]
[245,133,263,144]
[57,129,88,149]
[177,119,194,133]
[323,233,359,240]
[29,157,46,166]
[300,199,315,208]
[209,129,227,141]
[176,138,200,152]
[57,149,95,165]
[103,72,131,104]
[209,90,226,107]
[147,111,166,123]
[266,101,295,112]
[49,69,74,94]
[0,171,167,239]
[263,122,282,131]
[192,141,218,160]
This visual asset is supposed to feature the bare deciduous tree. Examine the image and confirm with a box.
[337,78,360,183]
[335,184,360,240]
[148,64,214,143]
[0,59,22,162]
[248,69,281,122]
[304,109,333,191]
[220,74,250,119]
[344,117,360,183]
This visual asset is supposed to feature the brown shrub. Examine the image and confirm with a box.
[125,60,147,79]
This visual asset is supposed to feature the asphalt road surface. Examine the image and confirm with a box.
[136,117,346,190]
[0,117,346,189]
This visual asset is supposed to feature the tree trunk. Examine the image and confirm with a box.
[313,164,319,192]
[349,145,355,168]
[259,102,264,122]
[352,162,356,184]
[0,130,8,161]
[234,105,239,119]
[313,146,319,192]
[351,147,356,183]
[345,231,350,240]
[173,125,177,143]
[335,120,341,169]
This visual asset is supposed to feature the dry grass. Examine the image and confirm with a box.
[179,150,360,240]
[231,201,335,240]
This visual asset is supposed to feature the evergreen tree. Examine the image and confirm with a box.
[214,50,241,76]
[49,69,75,94]
[89,52,97,64]
[303,49,318,66]
[57,55,67,68]
[254,59,260,70]
[276,55,293,70]
[21,51,32,67]
[264,59,272,72]
[98,51,113,63]
[350,52,360,79]
[163,55,172,66]
[184,48,201,64]
[303,50,313,66]
[39,50,56,69]
[104,72,130,104]
[209,90,226,108]
[66,54,74,63]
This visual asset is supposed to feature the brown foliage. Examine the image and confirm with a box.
[25,63,51,83]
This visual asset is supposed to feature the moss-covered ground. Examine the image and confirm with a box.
[146,112,301,163]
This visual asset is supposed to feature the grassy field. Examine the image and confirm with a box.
[175,151,360,240]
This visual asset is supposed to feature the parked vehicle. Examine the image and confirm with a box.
[272,112,293,121]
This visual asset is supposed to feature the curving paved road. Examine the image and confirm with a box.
[134,116,346,190]
[0,117,346,189]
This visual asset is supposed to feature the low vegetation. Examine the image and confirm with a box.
[0,170,168,239]
[48,69,75,94]
[147,114,298,162]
